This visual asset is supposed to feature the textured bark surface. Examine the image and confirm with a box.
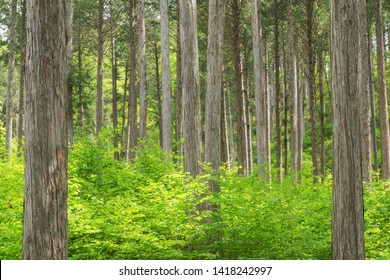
[330,0,365,260]
[5,0,17,154]
[23,0,70,259]
[226,81,235,169]
[374,0,390,179]
[160,0,172,153]
[319,52,326,181]
[179,0,202,177]
[96,0,104,134]
[66,0,73,146]
[175,1,183,158]
[220,78,229,164]
[139,0,147,140]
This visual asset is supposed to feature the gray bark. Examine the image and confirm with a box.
[139,0,147,140]
[96,0,104,134]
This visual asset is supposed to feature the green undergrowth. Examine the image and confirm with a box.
[0,134,389,259]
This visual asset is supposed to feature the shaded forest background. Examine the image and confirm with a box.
[0,0,390,259]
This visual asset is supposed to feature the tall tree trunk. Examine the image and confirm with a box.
[139,0,147,140]
[96,0,104,134]
[110,0,119,159]
[274,0,282,180]
[179,0,202,177]
[288,0,299,173]
[121,64,128,149]
[160,0,172,153]
[297,55,304,173]
[154,39,163,148]
[358,0,372,184]
[66,0,73,147]
[5,0,17,154]
[17,0,27,155]
[282,37,288,176]
[244,50,253,174]
[175,0,183,159]
[232,0,248,176]
[263,35,271,177]
[126,0,138,162]
[220,75,229,165]
[306,0,319,184]
[319,51,326,182]
[374,0,390,179]
[330,0,365,260]
[23,0,70,259]
[226,81,235,169]
[77,28,84,128]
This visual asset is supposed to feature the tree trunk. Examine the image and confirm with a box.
[374,0,390,179]
[5,0,17,154]
[110,0,119,159]
[126,0,138,162]
[77,28,84,128]
[330,0,365,260]
[23,0,70,259]
[175,0,183,159]
[66,0,73,147]
[160,0,172,153]
[319,51,326,182]
[139,0,147,140]
[179,0,202,177]
[17,0,27,155]
[121,64,128,149]
[232,0,248,176]
[306,0,319,184]
[96,0,104,134]
[282,37,288,176]
[220,75,229,165]
[226,81,235,169]
[154,39,163,149]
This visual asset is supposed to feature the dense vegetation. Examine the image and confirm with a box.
[1,132,389,260]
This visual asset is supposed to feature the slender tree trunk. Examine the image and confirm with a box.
[244,68,253,174]
[160,0,172,153]
[232,0,248,176]
[179,0,202,177]
[139,0,147,140]
[175,0,183,159]
[77,28,84,128]
[288,0,299,173]
[23,0,70,259]
[358,0,372,184]
[306,0,319,184]
[110,0,119,159]
[220,75,229,165]
[96,0,104,134]
[274,0,282,180]
[330,0,365,260]
[154,39,163,148]
[126,0,138,162]
[263,35,271,176]
[319,51,326,182]
[374,0,390,179]
[5,0,17,154]
[297,52,304,173]
[66,0,73,147]
[17,0,27,155]
[121,64,128,149]
[282,37,288,176]
[226,81,235,169]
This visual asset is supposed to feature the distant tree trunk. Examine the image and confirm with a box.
[318,51,326,181]
[160,0,172,153]
[282,37,288,176]
[121,64,128,149]
[96,0,104,134]
[77,28,84,128]
[226,81,235,169]
[358,0,372,184]
[139,0,147,140]
[154,39,163,149]
[232,0,248,176]
[17,0,27,155]
[244,50,253,173]
[330,0,365,260]
[220,75,229,165]
[306,0,319,184]
[66,0,73,147]
[179,0,202,177]
[110,0,119,159]
[5,0,17,154]
[374,0,390,179]
[126,0,138,162]
[263,35,271,176]
[205,0,226,177]
[175,0,183,159]
[23,0,70,259]
[274,0,282,180]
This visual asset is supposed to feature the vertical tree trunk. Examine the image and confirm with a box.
[274,0,282,180]
[306,0,319,184]
[232,0,248,176]
[282,37,288,176]
[358,0,372,184]
[297,56,304,173]
[110,0,119,159]
[226,81,235,169]
[139,0,147,140]
[244,67,253,174]
[66,0,73,147]
[374,0,390,179]
[330,0,365,260]
[288,0,299,173]
[179,0,202,177]
[154,39,163,148]
[220,75,229,165]
[96,0,104,134]
[77,28,84,128]
[175,0,183,159]
[17,0,27,155]
[121,64,128,149]
[23,0,70,259]
[5,0,17,154]
[160,0,172,153]
[126,0,138,162]
[263,35,271,177]
[318,51,326,181]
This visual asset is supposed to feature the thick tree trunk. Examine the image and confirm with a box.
[5,0,17,154]
[330,0,365,260]
[17,0,27,155]
[139,0,147,140]
[23,0,70,259]
[96,0,104,134]
[126,0,138,162]
[374,0,390,179]
[160,0,172,153]
[232,0,248,176]
[179,0,202,177]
